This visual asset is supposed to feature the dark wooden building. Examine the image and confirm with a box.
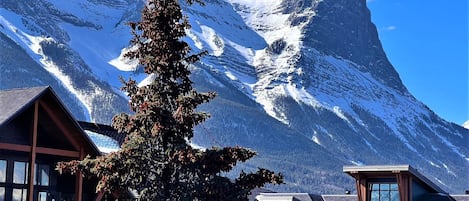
[256,166,468,201]
[343,165,460,201]
[0,86,100,201]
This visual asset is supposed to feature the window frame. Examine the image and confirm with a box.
[0,158,52,201]
[0,159,6,201]
[368,182,399,201]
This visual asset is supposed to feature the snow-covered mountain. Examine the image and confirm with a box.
[1,0,468,193]
[463,121,469,129]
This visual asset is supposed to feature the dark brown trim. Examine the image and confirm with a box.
[76,148,85,201]
[36,147,80,158]
[0,143,80,157]
[397,173,410,201]
[27,102,39,201]
[0,143,30,152]
[355,174,367,201]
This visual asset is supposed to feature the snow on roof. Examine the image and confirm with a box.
[84,130,120,154]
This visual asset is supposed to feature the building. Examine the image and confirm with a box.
[0,86,134,201]
[256,165,469,201]
[0,86,102,201]
[343,165,466,201]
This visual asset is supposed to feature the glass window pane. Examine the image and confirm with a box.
[40,164,49,186]
[34,164,37,185]
[12,188,27,201]
[380,183,390,191]
[369,183,399,201]
[35,164,49,186]
[391,191,399,201]
[0,160,6,183]
[381,190,390,200]
[38,192,48,201]
[371,190,380,201]
[0,187,4,201]
[13,162,28,184]
[371,183,380,190]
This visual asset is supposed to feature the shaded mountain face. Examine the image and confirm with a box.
[1,0,467,193]
[302,0,405,91]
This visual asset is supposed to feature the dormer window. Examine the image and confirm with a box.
[344,165,451,201]
[370,182,399,201]
[256,165,461,201]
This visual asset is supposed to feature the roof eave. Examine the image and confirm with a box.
[343,165,446,194]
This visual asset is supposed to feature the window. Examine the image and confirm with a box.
[0,160,6,201]
[13,162,28,184]
[35,164,50,201]
[12,188,27,201]
[370,183,399,201]
[38,192,48,201]
[0,160,6,183]
[0,160,51,201]
[34,164,50,186]
[0,186,4,201]
[12,161,28,201]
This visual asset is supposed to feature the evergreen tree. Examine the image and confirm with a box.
[57,0,282,200]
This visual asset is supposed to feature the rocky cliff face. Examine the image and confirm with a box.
[1,0,467,193]
[303,0,405,91]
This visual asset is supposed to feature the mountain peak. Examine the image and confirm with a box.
[463,120,469,129]
[303,0,406,92]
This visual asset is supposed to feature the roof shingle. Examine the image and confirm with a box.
[0,86,49,125]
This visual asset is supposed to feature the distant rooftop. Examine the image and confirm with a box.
[78,121,124,154]
[84,130,120,154]
[257,165,467,201]
[255,193,356,201]
[451,195,469,201]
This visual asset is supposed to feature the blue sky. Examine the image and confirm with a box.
[366,0,468,125]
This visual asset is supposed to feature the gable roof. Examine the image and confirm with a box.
[0,86,100,155]
[0,86,49,126]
